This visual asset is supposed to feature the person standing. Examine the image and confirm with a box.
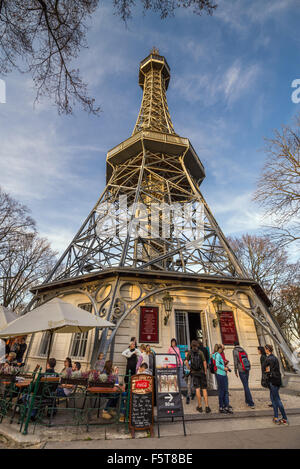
[0,339,6,363]
[258,346,269,389]
[168,338,185,388]
[135,344,149,372]
[146,344,154,374]
[122,341,141,389]
[130,337,138,348]
[188,340,211,413]
[213,344,233,414]
[233,341,255,409]
[183,351,192,404]
[198,341,209,363]
[220,344,229,366]
[16,337,27,366]
[264,344,288,425]
[168,338,183,367]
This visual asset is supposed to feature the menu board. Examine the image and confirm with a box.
[155,354,184,419]
[220,311,239,345]
[139,306,159,343]
[129,374,154,431]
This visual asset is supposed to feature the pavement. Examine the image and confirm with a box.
[1,414,299,449]
[43,420,300,449]
[0,387,300,449]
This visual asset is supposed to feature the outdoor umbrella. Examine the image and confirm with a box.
[0,305,18,331]
[0,305,18,361]
[0,297,115,363]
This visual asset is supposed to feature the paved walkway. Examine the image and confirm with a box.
[44,414,300,449]
[1,386,299,449]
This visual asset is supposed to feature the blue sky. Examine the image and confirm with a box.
[0,0,299,261]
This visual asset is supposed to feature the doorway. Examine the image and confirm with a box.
[175,310,202,353]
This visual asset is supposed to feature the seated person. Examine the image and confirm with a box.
[0,352,20,374]
[72,361,81,372]
[137,362,152,375]
[61,357,72,375]
[101,361,122,420]
[56,362,81,397]
[44,358,59,376]
[102,360,118,385]
[24,358,59,420]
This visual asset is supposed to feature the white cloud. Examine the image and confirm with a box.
[172,59,260,108]
[40,227,75,255]
[215,0,298,31]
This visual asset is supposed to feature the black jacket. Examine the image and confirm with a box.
[260,354,268,388]
[264,354,282,387]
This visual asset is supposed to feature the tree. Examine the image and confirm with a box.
[229,233,300,348]
[272,264,300,347]
[0,187,57,311]
[0,233,58,311]
[0,187,36,263]
[0,0,217,115]
[253,115,300,247]
[228,234,291,301]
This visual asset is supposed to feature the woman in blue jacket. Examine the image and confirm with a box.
[212,344,233,414]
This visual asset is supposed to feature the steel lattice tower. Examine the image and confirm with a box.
[29,50,299,372]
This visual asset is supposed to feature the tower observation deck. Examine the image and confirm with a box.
[133,50,176,135]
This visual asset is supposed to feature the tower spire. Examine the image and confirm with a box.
[133,50,176,135]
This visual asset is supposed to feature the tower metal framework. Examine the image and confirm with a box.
[30,50,299,373]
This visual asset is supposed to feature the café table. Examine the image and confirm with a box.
[10,379,32,424]
[84,385,122,423]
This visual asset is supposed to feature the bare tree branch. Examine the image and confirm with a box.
[0,0,217,114]
[0,186,58,311]
[253,114,300,248]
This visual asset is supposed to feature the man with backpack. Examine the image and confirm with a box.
[187,340,211,413]
[233,341,255,409]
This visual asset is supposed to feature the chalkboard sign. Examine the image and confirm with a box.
[129,374,154,434]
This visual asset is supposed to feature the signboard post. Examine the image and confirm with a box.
[220,311,239,345]
[129,374,154,438]
[139,306,159,343]
[155,353,186,438]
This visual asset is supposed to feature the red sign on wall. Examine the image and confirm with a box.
[139,306,159,343]
[219,311,239,345]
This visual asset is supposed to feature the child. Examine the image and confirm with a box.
[94,352,105,372]
[183,351,192,404]
[137,362,152,375]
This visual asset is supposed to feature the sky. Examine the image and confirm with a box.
[0,0,300,262]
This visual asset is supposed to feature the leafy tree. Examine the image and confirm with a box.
[0,0,217,114]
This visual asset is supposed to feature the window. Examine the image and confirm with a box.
[38,331,52,357]
[69,303,92,358]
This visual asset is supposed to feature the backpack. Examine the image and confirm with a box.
[238,350,250,371]
[209,355,216,374]
[190,350,203,372]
